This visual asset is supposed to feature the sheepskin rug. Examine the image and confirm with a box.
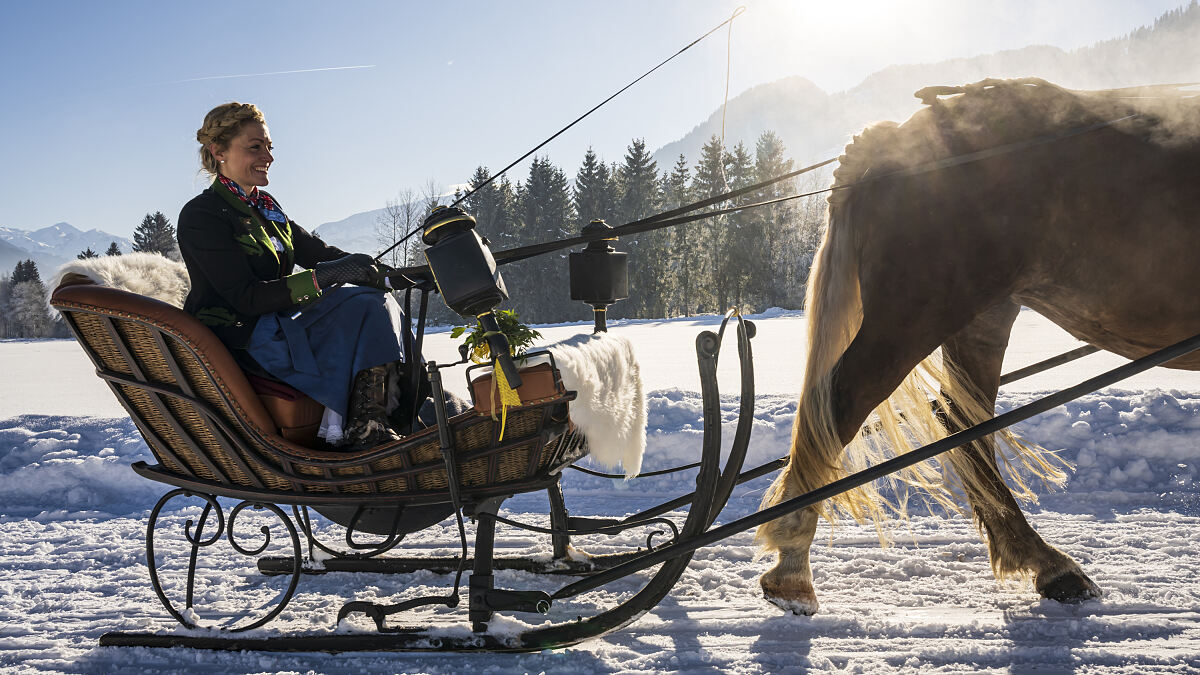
[48,252,190,308]
[547,332,648,477]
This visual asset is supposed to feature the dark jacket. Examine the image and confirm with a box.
[177,181,348,348]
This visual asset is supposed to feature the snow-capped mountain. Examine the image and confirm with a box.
[0,222,132,274]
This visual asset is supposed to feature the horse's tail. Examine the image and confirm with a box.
[758,165,891,532]
[760,122,1067,551]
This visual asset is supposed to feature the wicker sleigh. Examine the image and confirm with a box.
[49,276,587,507]
[54,271,760,650]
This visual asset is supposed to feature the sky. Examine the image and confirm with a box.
[0,0,1189,240]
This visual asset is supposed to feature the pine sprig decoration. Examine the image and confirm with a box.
[451,309,542,364]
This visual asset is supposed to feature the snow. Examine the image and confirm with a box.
[1,308,1199,672]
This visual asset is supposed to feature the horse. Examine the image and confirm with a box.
[757,78,1200,615]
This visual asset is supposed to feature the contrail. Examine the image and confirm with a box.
[155,65,375,85]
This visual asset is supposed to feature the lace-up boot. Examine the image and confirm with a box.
[342,364,402,450]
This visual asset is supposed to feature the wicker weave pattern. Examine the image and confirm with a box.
[53,295,585,501]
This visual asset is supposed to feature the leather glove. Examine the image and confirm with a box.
[313,253,379,289]
[364,261,396,291]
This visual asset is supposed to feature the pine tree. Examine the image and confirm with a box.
[723,141,757,311]
[463,167,518,246]
[0,273,12,338]
[615,139,663,317]
[10,280,52,337]
[662,155,693,317]
[77,247,99,259]
[12,259,40,284]
[790,171,830,307]
[133,211,178,258]
[753,130,801,308]
[461,169,521,324]
[691,135,730,313]
[105,242,122,256]
[572,148,616,227]
[2,259,52,338]
[514,156,575,321]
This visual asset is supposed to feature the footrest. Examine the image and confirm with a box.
[566,516,624,531]
[481,589,551,614]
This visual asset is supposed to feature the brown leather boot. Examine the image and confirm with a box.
[342,364,402,450]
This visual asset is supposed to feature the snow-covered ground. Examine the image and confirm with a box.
[1,308,1198,673]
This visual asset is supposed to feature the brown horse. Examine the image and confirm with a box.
[757,78,1200,614]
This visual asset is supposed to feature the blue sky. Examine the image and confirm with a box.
[0,0,1188,240]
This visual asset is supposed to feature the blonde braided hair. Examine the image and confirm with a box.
[195,102,266,176]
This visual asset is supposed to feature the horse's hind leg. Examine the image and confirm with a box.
[940,302,1101,602]
[762,297,972,614]
[759,483,821,614]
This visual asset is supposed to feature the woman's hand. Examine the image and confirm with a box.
[313,253,380,289]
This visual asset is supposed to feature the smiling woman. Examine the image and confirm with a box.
[177,102,472,452]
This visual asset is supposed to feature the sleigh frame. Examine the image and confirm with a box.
[49,277,759,651]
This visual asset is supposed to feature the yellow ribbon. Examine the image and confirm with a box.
[473,330,522,440]
[489,364,522,441]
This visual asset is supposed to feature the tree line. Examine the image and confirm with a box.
[0,212,177,338]
[379,130,829,325]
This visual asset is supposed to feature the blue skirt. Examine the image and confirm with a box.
[245,287,407,418]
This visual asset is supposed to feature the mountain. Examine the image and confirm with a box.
[0,238,35,276]
[0,223,133,275]
[311,207,391,256]
[652,2,1200,169]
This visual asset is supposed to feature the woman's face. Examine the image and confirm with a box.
[211,121,273,192]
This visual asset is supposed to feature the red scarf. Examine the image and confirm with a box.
[217,175,288,224]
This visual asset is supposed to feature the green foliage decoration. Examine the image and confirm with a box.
[451,309,542,364]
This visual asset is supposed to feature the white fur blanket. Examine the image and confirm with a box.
[48,252,190,308]
[547,333,647,477]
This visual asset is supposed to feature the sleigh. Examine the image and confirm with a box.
[49,264,760,652]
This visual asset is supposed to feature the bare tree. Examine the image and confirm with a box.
[374,188,422,267]
[420,178,445,215]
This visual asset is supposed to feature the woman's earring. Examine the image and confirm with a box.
[220,160,225,163]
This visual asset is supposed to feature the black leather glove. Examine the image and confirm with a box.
[313,253,378,289]
[366,261,396,291]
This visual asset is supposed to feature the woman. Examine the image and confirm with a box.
[179,102,434,450]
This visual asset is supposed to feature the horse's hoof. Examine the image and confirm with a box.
[764,593,819,615]
[1036,569,1102,603]
[760,577,819,615]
